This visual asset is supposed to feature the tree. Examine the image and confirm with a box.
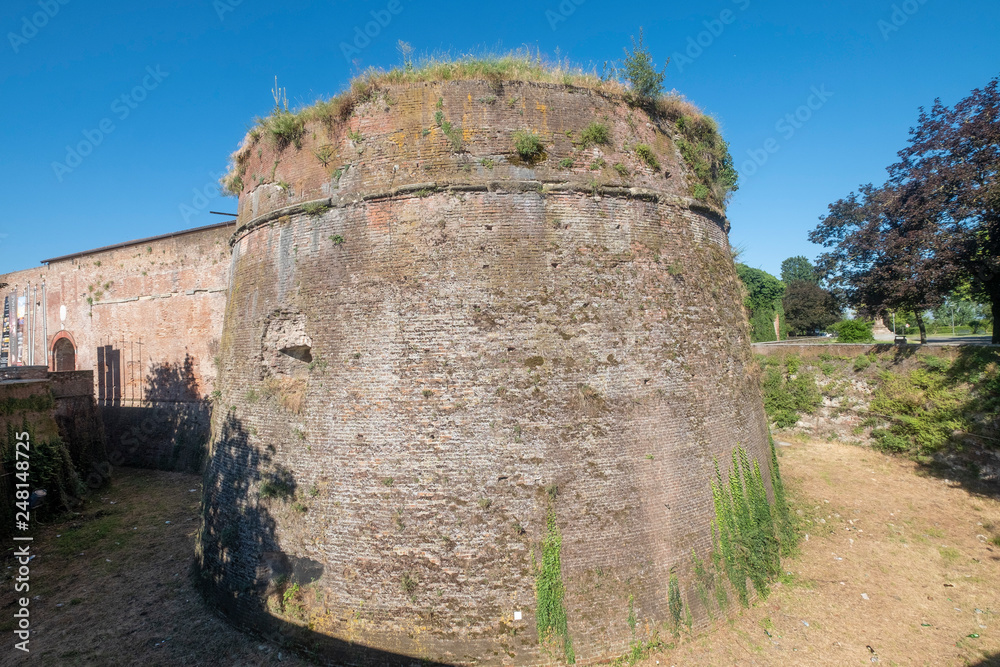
[810,182,959,343]
[888,75,1000,343]
[780,256,819,285]
[782,281,840,336]
[621,28,667,101]
[737,264,786,342]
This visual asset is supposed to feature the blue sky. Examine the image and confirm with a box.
[2,0,998,275]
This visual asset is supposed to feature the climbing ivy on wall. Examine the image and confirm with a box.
[710,437,796,607]
[536,504,575,664]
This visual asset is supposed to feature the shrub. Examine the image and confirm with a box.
[760,357,821,428]
[621,28,666,101]
[853,354,872,372]
[870,429,910,453]
[579,121,610,147]
[513,130,544,161]
[634,143,660,170]
[261,111,304,149]
[831,319,874,343]
[675,115,738,205]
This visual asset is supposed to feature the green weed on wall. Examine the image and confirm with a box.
[536,506,575,664]
[710,437,795,607]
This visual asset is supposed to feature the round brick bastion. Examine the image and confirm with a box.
[197,77,773,666]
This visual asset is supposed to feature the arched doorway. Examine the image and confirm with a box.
[53,336,76,372]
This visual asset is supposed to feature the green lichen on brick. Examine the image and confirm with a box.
[536,507,575,664]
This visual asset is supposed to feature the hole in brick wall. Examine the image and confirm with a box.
[261,311,312,380]
[280,345,312,363]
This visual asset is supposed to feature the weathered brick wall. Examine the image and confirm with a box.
[200,81,771,665]
[0,368,109,537]
[49,370,109,486]
[0,223,232,470]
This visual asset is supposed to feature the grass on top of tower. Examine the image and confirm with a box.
[221,45,739,205]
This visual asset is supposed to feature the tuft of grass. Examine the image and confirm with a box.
[480,157,496,169]
[634,143,660,170]
[260,111,305,149]
[589,158,606,171]
[613,162,629,178]
[558,157,574,170]
[313,145,334,166]
[302,201,330,217]
[579,121,610,148]
[853,354,872,372]
[329,235,345,245]
[513,129,544,161]
[259,474,295,500]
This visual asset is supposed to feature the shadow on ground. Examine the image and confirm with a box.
[196,411,456,667]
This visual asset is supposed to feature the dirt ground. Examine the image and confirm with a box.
[0,469,306,667]
[640,439,1000,667]
[2,440,999,666]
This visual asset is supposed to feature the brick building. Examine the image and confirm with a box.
[0,220,235,469]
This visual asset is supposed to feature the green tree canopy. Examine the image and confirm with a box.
[780,256,819,285]
[737,265,785,312]
[737,264,786,342]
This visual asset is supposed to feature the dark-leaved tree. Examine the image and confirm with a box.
[782,281,840,336]
[810,182,959,344]
[888,75,1000,343]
